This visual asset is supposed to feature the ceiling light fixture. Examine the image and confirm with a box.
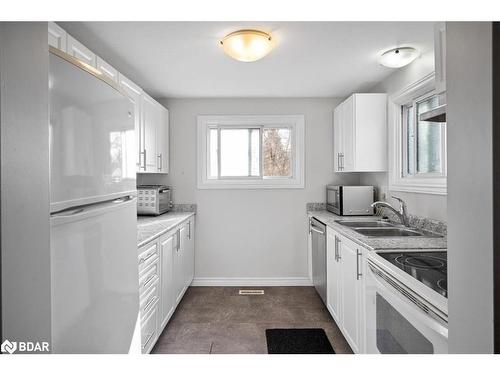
[220,29,273,62]
[379,47,420,68]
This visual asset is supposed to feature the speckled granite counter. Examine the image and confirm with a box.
[308,210,447,251]
[137,211,195,247]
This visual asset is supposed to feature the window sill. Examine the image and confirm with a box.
[389,178,447,195]
[197,179,305,190]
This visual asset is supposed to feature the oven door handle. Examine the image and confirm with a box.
[367,261,448,333]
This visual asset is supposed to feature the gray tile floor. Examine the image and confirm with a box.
[152,286,353,354]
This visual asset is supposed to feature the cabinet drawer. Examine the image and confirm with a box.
[139,258,159,296]
[140,306,158,354]
[138,242,159,273]
[140,280,159,318]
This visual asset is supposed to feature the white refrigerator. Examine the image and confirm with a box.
[49,49,140,353]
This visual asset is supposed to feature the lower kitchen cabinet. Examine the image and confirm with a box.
[137,215,195,353]
[324,225,366,353]
[326,228,342,325]
[339,235,364,353]
[173,224,187,304]
[159,234,174,330]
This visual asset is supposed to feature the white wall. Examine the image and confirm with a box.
[0,22,52,344]
[359,51,448,222]
[140,98,359,283]
[447,22,494,353]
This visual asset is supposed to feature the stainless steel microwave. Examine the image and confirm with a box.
[326,185,375,216]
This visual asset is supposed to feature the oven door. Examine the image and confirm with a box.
[365,261,448,354]
[326,186,341,214]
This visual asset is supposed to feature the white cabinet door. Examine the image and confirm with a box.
[96,56,119,83]
[66,35,96,67]
[118,74,143,172]
[141,94,159,173]
[333,105,343,172]
[172,228,184,304]
[333,93,387,173]
[159,234,174,330]
[156,106,169,173]
[184,219,195,286]
[326,228,341,325]
[340,237,362,353]
[352,94,387,172]
[48,22,67,51]
[341,95,355,172]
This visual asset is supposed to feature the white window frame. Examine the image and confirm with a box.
[197,115,305,189]
[388,72,447,195]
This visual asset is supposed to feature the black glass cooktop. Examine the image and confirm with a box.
[378,251,447,298]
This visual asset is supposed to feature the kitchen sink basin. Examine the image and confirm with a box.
[354,227,424,237]
[336,220,395,228]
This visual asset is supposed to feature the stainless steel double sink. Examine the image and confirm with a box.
[335,220,441,238]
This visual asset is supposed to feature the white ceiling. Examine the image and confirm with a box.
[59,22,435,99]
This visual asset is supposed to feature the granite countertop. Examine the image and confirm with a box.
[308,210,447,251]
[137,211,195,247]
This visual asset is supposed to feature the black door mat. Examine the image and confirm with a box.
[265,328,335,354]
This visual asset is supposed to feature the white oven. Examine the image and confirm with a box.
[364,256,448,354]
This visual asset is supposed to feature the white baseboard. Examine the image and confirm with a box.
[191,277,313,287]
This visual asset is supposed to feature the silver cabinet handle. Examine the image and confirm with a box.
[177,229,181,251]
[140,149,147,170]
[340,153,344,170]
[142,332,154,350]
[188,221,191,239]
[356,249,362,280]
[138,252,156,265]
[143,295,157,312]
[336,236,341,261]
[157,153,163,171]
[337,153,341,170]
[334,236,338,261]
[140,274,156,289]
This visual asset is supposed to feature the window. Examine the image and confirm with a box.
[197,115,304,189]
[402,92,446,177]
[388,73,447,195]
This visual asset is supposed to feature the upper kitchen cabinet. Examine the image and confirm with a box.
[66,35,96,67]
[141,94,169,174]
[96,56,119,83]
[333,93,387,172]
[48,22,67,52]
[156,104,170,174]
[118,73,143,171]
[48,23,170,175]
[434,22,446,94]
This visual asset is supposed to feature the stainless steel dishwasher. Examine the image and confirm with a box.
[310,217,327,304]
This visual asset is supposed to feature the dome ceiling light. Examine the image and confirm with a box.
[220,29,274,62]
[379,47,420,68]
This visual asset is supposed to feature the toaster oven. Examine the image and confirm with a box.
[137,185,172,216]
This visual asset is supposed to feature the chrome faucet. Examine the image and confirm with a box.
[371,196,409,227]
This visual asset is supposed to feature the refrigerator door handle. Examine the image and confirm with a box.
[51,196,137,226]
[51,208,85,217]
